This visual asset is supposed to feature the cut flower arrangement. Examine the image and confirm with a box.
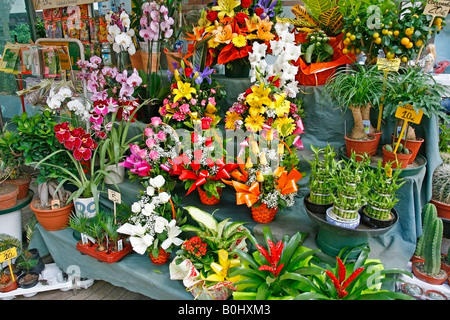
[169,206,249,300]
[185,0,281,70]
[117,174,186,263]
[120,116,181,191]
[159,61,225,130]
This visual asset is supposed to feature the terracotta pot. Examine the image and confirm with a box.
[382,145,413,169]
[411,261,448,285]
[0,183,19,211]
[0,277,18,293]
[251,203,278,224]
[130,51,160,72]
[441,255,450,275]
[197,187,222,205]
[391,135,424,164]
[424,289,448,300]
[410,255,425,264]
[30,199,74,231]
[165,51,182,73]
[345,133,380,161]
[149,247,171,265]
[5,174,31,199]
[401,282,423,299]
[430,199,450,219]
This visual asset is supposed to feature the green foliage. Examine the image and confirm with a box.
[438,124,450,154]
[423,217,443,276]
[10,24,31,44]
[0,128,23,181]
[301,30,334,64]
[414,203,438,257]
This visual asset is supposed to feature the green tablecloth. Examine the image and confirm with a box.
[29,78,443,299]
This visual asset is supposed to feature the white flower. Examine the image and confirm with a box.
[46,97,62,110]
[274,22,289,38]
[159,192,171,204]
[142,203,155,216]
[154,216,168,233]
[161,220,183,250]
[130,234,154,255]
[58,86,72,99]
[146,186,155,196]
[131,202,141,214]
[150,175,165,188]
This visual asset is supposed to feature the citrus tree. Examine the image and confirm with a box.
[339,0,445,65]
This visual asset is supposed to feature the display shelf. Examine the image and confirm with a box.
[0,263,94,300]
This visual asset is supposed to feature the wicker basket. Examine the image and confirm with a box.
[251,203,278,223]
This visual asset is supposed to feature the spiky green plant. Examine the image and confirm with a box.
[432,164,450,205]
[423,217,443,276]
[414,203,438,258]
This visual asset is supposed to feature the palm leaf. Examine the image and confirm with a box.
[318,7,343,36]
[290,5,319,27]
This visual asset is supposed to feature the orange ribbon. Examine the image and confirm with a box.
[275,167,303,195]
[228,181,261,207]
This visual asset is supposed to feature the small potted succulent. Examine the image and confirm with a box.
[381,141,413,169]
[361,160,405,228]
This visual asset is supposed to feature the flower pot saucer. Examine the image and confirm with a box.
[338,145,426,177]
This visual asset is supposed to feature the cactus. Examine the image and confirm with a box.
[423,217,443,275]
[432,164,450,205]
[414,203,437,257]
[447,246,450,264]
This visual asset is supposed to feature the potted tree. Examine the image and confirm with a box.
[16,249,39,289]
[323,64,385,161]
[361,160,405,228]
[383,66,450,164]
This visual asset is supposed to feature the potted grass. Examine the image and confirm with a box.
[323,64,385,161]
[361,160,405,228]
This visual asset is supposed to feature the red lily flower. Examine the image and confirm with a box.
[256,239,284,277]
[325,257,365,298]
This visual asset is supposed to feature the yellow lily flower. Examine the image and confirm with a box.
[246,83,272,109]
[270,93,290,117]
[211,0,240,19]
[173,81,197,102]
[205,249,240,283]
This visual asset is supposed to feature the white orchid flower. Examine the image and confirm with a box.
[130,234,154,255]
[161,220,183,250]
[58,86,72,99]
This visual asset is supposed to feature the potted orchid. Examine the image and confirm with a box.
[185,0,281,75]
[159,60,225,130]
[117,174,186,264]
[76,55,145,184]
[119,116,181,191]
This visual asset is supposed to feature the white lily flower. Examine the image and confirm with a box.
[130,234,154,255]
[161,220,183,250]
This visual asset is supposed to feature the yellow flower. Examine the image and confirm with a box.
[206,103,218,114]
[215,24,235,44]
[211,0,240,19]
[245,113,266,132]
[198,10,212,28]
[232,34,247,48]
[225,111,242,129]
[270,93,290,117]
[173,81,197,102]
[246,83,272,109]
[273,117,295,136]
[256,17,275,41]
[204,249,240,283]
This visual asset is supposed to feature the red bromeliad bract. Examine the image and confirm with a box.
[256,239,284,277]
[325,257,365,298]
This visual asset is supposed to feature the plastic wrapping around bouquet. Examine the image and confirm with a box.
[76,240,133,263]
[292,32,356,86]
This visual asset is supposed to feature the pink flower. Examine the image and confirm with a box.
[190,98,197,105]
[208,97,216,105]
[144,127,154,137]
[127,69,142,87]
[180,103,190,114]
[119,84,134,98]
[156,131,166,141]
[130,144,147,159]
[146,138,156,149]
[173,112,185,121]
[94,101,109,116]
[151,117,162,126]
[106,98,118,113]
[115,70,128,84]
[159,105,167,116]
[130,161,152,177]
[91,90,108,101]
[201,117,213,130]
[149,150,159,160]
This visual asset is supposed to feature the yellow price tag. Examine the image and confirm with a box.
[0,247,18,264]
[395,105,424,124]
[377,58,401,72]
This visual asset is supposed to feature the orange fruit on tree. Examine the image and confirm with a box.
[374,37,382,44]
[415,39,423,47]
[394,30,400,36]
[434,17,442,26]
[401,56,408,63]
[342,47,349,54]
[401,37,410,46]
[405,27,414,36]
[344,38,351,45]
[350,34,356,41]
[406,42,414,49]
[373,32,380,39]
[382,29,389,35]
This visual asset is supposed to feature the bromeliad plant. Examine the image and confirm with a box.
[159,61,225,130]
[293,246,415,300]
[229,225,322,300]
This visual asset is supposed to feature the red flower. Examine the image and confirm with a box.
[206,10,218,22]
[241,0,252,8]
[63,135,82,151]
[184,67,193,78]
[268,76,280,88]
[54,122,71,143]
[255,8,264,17]
[234,12,249,26]
[325,257,365,299]
[73,146,93,161]
[201,117,212,130]
[256,239,284,277]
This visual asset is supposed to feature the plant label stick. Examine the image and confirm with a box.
[377,58,400,131]
[108,189,121,224]
[0,247,18,282]
[394,105,423,153]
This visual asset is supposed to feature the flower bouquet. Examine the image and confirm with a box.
[159,61,225,130]
[224,139,303,223]
[119,116,181,191]
[169,206,249,300]
[169,130,238,205]
[117,174,186,264]
[185,0,281,72]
